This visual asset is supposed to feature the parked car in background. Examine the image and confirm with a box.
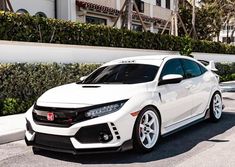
[25,55,223,154]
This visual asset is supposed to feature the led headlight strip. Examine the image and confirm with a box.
[85,100,128,118]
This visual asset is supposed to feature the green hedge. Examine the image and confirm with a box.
[1,11,235,54]
[216,63,235,82]
[0,63,100,116]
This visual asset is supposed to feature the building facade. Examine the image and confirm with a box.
[9,0,179,33]
[10,0,76,21]
[10,0,56,18]
[218,19,235,45]
[76,0,174,33]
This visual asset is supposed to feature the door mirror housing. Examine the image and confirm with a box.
[158,74,183,86]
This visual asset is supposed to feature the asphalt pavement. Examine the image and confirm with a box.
[0,92,235,167]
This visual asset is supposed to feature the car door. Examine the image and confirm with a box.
[157,59,193,131]
[180,59,211,117]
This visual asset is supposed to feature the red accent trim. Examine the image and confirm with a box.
[77,1,119,15]
[131,111,140,117]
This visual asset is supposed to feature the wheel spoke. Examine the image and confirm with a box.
[141,133,146,142]
[149,128,155,134]
[146,134,152,144]
[215,103,220,107]
[148,118,155,126]
[144,114,149,124]
[140,123,145,129]
[214,98,217,104]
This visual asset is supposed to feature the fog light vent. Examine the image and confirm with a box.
[75,123,113,143]
[99,132,112,143]
[110,123,121,140]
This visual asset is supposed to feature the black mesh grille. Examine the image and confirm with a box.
[32,105,88,127]
[34,133,74,150]
[75,123,113,143]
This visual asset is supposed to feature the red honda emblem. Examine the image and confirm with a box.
[47,112,54,121]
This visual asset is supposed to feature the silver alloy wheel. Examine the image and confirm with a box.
[213,94,222,119]
[139,110,159,149]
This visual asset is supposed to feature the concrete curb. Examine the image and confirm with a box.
[0,113,26,145]
[0,129,25,144]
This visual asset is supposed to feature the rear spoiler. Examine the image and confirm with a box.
[198,60,218,72]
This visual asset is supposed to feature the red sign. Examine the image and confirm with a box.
[47,112,54,121]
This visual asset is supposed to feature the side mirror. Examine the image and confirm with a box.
[158,74,183,86]
[80,76,87,81]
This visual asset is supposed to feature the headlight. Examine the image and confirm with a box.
[85,100,127,118]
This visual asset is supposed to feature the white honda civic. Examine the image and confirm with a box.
[25,55,223,154]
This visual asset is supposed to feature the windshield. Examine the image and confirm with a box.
[83,64,159,84]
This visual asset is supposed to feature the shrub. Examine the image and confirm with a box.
[216,63,235,82]
[1,11,235,54]
[0,63,100,116]
[1,98,19,115]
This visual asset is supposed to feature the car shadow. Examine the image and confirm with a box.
[36,111,235,164]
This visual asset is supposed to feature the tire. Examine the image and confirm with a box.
[32,147,42,155]
[133,106,160,153]
[210,92,223,122]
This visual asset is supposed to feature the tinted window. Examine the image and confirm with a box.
[160,59,184,78]
[83,64,159,84]
[86,16,107,25]
[198,63,208,74]
[181,59,202,78]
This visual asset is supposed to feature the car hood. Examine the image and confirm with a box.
[36,83,148,108]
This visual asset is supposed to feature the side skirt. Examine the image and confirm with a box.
[162,109,210,138]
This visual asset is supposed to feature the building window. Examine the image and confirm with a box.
[86,16,107,25]
[132,24,142,32]
[35,12,47,18]
[156,0,161,6]
[222,37,235,43]
[16,9,28,14]
[135,0,144,13]
[166,0,170,9]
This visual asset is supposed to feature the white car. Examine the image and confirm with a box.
[25,55,223,154]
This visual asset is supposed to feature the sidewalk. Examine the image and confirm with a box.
[0,114,25,144]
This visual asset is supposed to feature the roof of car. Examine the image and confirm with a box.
[103,55,190,67]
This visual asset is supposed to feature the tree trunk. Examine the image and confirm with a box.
[0,0,7,11]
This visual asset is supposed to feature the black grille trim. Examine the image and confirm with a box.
[33,99,128,127]
[34,133,74,150]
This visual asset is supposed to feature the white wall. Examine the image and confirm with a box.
[11,0,55,18]
[0,40,235,63]
[57,0,76,21]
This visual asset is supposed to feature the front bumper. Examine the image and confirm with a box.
[25,134,133,154]
[25,105,137,154]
